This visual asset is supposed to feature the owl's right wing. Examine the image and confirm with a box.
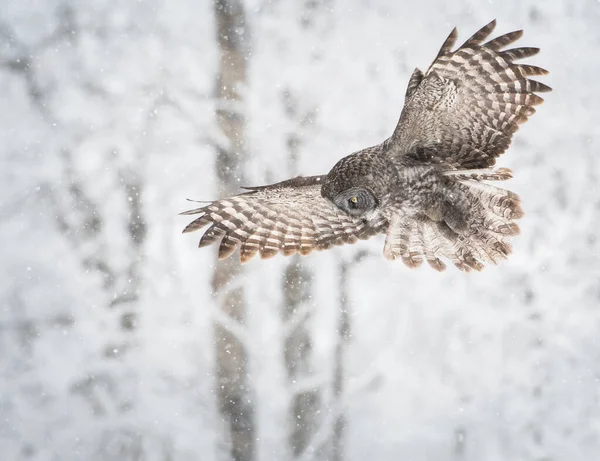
[388,20,550,169]
[182,175,387,262]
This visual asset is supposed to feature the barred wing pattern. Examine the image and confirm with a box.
[391,19,550,168]
[182,176,387,263]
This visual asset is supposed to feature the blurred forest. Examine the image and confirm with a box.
[1,0,600,460]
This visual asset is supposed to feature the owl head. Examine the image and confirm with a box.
[321,151,396,218]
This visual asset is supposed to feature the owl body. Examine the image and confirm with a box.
[183,20,550,271]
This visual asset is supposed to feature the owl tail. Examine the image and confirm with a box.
[383,169,523,271]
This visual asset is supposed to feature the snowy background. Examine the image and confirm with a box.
[1,0,599,460]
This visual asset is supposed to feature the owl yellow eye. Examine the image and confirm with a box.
[334,188,377,216]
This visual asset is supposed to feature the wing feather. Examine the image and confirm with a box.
[391,20,551,169]
[182,176,387,262]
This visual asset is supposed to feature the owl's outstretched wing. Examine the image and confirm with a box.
[390,19,550,168]
[182,175,387,262]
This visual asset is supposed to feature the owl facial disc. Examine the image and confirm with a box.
[333,187,378,217]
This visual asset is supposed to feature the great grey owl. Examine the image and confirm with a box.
[182,20,550,271]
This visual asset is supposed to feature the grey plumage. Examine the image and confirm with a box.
[183,20,550,271]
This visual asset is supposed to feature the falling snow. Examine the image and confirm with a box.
[1,1,599,461]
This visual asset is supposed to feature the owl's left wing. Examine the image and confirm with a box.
[389,20,550,169]
[182,175,387,262]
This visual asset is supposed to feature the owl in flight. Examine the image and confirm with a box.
[182,20,550,271]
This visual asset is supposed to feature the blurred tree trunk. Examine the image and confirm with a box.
[280,89,320,458]
[330,259,352,461]
[11,5,150,458]
[212,1,255,461]
[282,260,318,457]
[13,4,148,345]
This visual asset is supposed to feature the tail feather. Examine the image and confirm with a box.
[401,221,425,268]
[383,214,412,261]
[437,222,485,271]
[443,167,513,181]
[419,222,447,271]
[457,180,524,219]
